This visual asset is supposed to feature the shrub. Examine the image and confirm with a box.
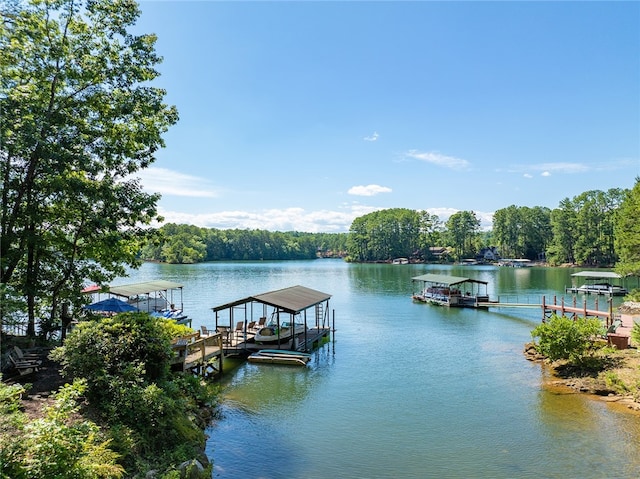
[51,312,216,477]
[604,371,629,394]
[531,314,605,366]
[624,288,640,302]
[632,321,640,346]
[0,378,124,479]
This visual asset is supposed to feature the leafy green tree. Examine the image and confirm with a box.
[615,177,640,276]
[531,314,605,366]
[0,0,178,336]
[547,198,577,265]
[572,189,624,266]
[547,189,625,266]
[417,211,442,257]
[445,210,480,260]
[493,205,551,259]
[346,208,429,262]
[492,205,521,258]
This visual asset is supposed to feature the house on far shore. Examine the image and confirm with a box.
[477,246,500,263]
[428,246,449,261]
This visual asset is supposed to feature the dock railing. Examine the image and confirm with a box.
[171,331,224,377]
[478,294,614,325]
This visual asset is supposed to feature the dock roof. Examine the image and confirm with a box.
[212,285,331,315]
[108,280,183,297]
[571,271,622,279]
[411,273,488,286]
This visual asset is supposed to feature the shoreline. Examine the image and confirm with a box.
[524,344,640,416]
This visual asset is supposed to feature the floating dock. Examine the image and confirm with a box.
[564,271,628,296]
[412,274,493,307]
[209,285,335,367]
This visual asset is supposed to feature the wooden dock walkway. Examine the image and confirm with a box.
[477,295,615,324]
[171,332,224,378]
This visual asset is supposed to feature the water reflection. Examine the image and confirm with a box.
[536,381,640,477]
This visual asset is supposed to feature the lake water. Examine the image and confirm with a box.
[121,260,640,479]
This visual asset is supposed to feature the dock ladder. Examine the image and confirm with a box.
[316,302,324,327]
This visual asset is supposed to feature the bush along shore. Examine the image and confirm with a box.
[1,313,218,479]
[525,302,640,413]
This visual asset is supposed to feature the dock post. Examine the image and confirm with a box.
[218,333,223,376]
[332,310,336,342]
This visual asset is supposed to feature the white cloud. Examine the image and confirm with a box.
[422,207,493,231]
[530,162,590,174]
[364,131,379,142]
[523,173,533,179]
[406,150,470,170]
[153,203,496,233]
[155,204,380,233]
[541,171,551,177]
[347,184,393,196]
[135,167,219,198]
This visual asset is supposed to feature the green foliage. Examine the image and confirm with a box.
[51,312,217,475]
[0,379,124,479]
[631,320,640,346]
[0,378,28,478]
[0,0,178,336]
[346,208,441,262]
[52,312,174,394]
[445,210,481,260]
[140,223,349,263]
[493,205,552,260]
[603,371,629,394]
[531,314,605,366]
[547,189,626,266]
[615,177,640,276]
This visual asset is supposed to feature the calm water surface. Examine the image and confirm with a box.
[122,261,640,479]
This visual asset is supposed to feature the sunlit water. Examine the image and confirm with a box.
[121,261,640,478]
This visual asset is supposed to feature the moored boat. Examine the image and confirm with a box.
[254,320,307,345]
[565,271,629,296]
[411,273,493,307]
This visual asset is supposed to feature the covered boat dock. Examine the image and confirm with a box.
[412,273,493,307]
[107,280,185,311]
[211,285,333,356]
[83,280,191,326]
[565,271,629,296]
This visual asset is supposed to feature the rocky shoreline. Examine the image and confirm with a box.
[524,341,640,414]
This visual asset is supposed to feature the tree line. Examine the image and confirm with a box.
[143,182,638,272]
[345,185,639,270]
[140,224,349,263]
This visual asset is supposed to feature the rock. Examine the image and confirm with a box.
[196,451,210,468]
[523,342,546,361]
[178,459,204,479]
[618,302,640,315]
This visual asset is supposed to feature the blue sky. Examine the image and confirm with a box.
[133,1,639,232]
